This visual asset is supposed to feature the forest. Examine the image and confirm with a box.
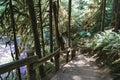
[0,0,120,80]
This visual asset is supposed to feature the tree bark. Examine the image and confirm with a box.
[53,2,65,50]
[114,0,118,31]
[111,0,120,31]
[26,0,45,77]
[9,0,22,80]
[115,0,120,31]
[38,0,45,57]
[68,0,72,47]
[101,0,106,31]
[49,0,53,54]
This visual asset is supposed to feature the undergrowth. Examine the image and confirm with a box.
[84,29,120,80]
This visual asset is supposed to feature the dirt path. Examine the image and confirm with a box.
[51,50,112,80]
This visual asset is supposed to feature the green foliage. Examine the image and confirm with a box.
[0,6,5,15]
[85,29,120,55]
[0,0,113,51]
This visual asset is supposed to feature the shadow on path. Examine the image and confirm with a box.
[51,50,112,80]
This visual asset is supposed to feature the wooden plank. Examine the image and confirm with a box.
[0,56,38,74]
[33,49,60,69]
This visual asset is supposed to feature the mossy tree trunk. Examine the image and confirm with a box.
[112,0,120,31]
[9,0,22,80]
[26,0,45,78]
[68,0,72,47]
[115,0,120,31]
[53,1,65,50]
[101,0,106,31]
[49,0,53,54]
[38,0,45,57]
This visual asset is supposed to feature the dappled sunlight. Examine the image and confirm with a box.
[0,39,27,79]
[0,0,118,79]
[51,50,111,80]
[72,75,82,80]
[0,45,13,65]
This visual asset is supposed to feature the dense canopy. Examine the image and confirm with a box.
[0,0,120,80]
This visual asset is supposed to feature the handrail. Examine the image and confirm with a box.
[0,47,77,80]
[0,48,60,74]
[33,48,60,69]
[0,56,38,74]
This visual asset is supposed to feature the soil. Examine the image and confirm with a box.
[51,49,112,80]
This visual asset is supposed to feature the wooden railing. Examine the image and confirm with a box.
[0,47,78,80]
[0,56,38,74]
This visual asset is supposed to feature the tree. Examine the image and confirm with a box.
[53,1,65,50]
[115,0,120,31]
[9,0,21,80]
[112,0,120,31]
[49,0,53,54]
[101,0,106,31]
[38,0,45,57]
[68,0,72,47]
[26,0,45,77]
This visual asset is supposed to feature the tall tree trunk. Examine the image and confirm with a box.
[26,0,45,77]
[49,0,53,53]
[99,0,103,30]
[53,2,60,47]
[101,0,106,31]
[111,0,120,31]
[9,0,22,80]
[38,0,45,57]
[115,0,118,31]
[115,0,120,31]
[117,1,120,30]
[53,2,65,50]
[68,0,72,47]
[111,0,116,20]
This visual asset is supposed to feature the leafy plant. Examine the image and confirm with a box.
[85,29,120,55]
[84,29,120,80]
[85,29,120,66]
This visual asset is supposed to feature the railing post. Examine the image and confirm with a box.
[66,48,70,63]
[71,48,76,60]
[54,49,60,72]
[27,50,36,80]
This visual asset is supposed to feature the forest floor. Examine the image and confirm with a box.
[51,49,112,80]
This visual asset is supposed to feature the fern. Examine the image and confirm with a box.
[85,29,120,53]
